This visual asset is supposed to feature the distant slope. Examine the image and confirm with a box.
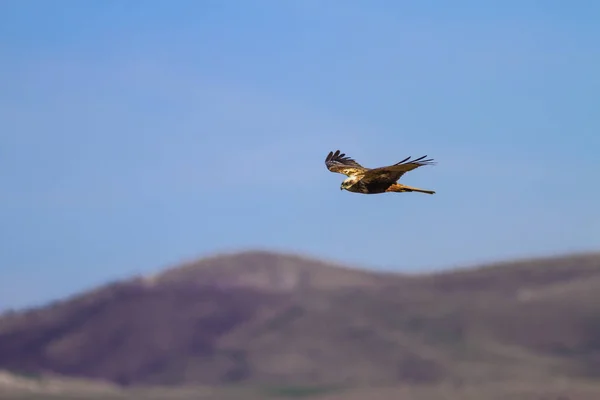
[0,369,119,396]
[0,250,599,387]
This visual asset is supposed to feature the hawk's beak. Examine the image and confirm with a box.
[340,185,343,191]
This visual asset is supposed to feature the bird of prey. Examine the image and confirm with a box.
[325,150,436,195]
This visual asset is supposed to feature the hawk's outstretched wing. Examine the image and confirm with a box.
[361,155,436,182]
[325,150,367,177]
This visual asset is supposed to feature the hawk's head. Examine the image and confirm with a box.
[340,176,359,191]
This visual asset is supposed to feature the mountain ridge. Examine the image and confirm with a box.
[1,249,599,388]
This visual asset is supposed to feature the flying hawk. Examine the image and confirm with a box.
[325,150,436,195]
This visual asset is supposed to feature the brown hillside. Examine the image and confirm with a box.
[0,250,599,388]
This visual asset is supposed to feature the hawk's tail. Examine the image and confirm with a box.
[386,184,435,195]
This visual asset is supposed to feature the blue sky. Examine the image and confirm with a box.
[1,0,599,311]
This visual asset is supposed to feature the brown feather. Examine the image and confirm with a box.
[324,149,367,177]
[325,150,436,194]
[361,155,436,183]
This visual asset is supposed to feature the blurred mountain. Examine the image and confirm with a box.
[1,250,600,388]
